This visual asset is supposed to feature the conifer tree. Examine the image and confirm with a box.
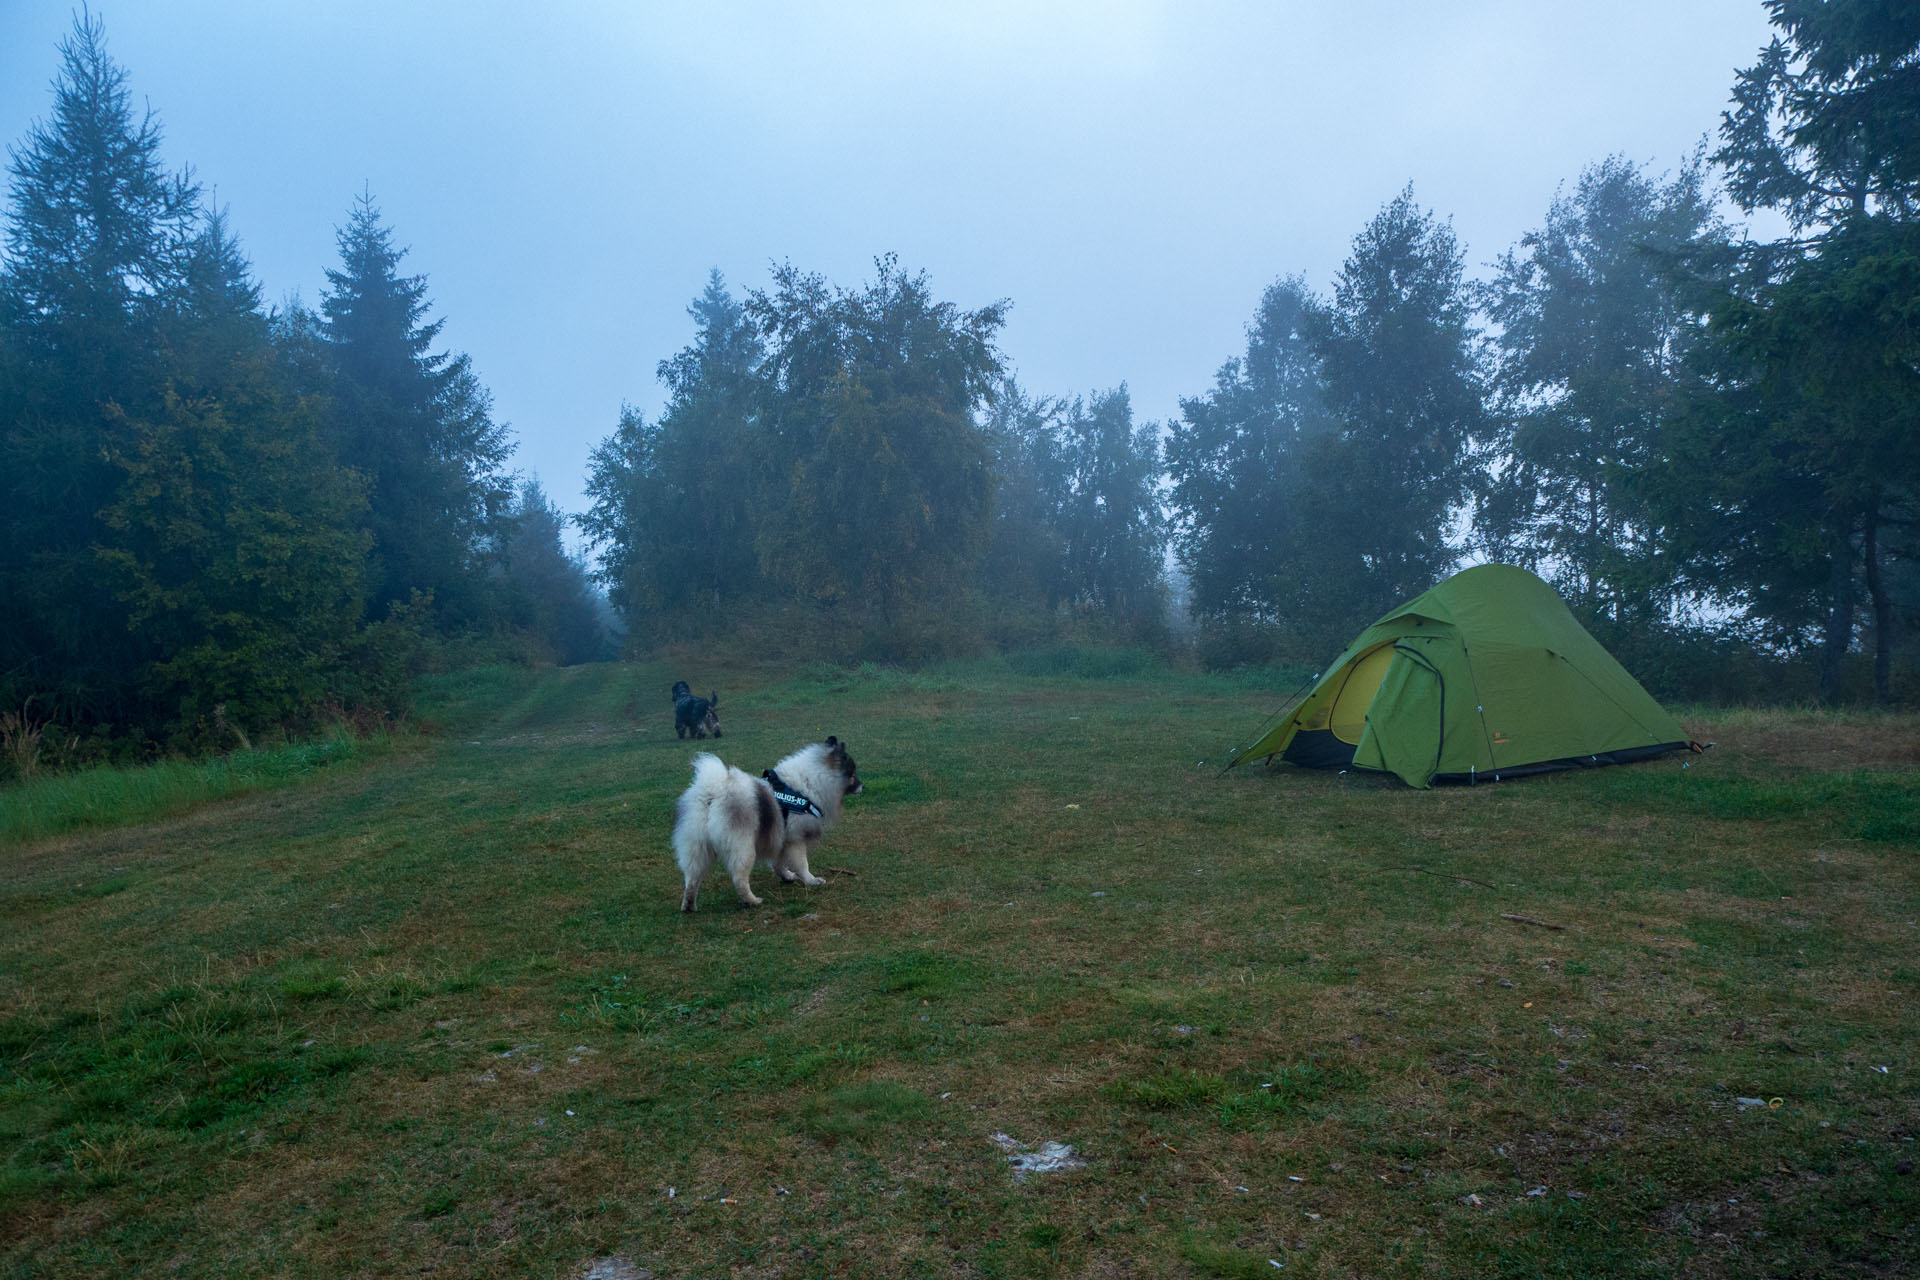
[979,377,1071,611]
[99,209,370,736]
[580,272,764,639]
[648,270,763,609]
[0,12,197,725]
[499,480,605,665]
[320,194,512,628]
[580,403,659,632]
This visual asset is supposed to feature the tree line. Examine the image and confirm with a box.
[4,4,1917,774]
[583,2,1918,705]
[1,16,604,764]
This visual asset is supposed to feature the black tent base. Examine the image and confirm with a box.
[1429,741,1693,785]
[1275,734,1694,785]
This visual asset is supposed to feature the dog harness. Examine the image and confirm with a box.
[762,769,821,820]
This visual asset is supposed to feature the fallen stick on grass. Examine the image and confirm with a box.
[1500,913,1565,931]
[824,866,860,877]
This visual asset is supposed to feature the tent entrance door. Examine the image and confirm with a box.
[1327,643,1395,746]
[1354,646,1446,785]
[1282,642,1396,769]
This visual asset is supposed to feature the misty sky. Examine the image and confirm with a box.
[2,2,1777,527]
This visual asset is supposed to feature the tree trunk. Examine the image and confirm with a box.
[1864,497,1892,704]
[1817,511,1857,705]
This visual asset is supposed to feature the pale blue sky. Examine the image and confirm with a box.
[2,2,1776,525]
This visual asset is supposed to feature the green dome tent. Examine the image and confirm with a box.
[1229,564,1693,788]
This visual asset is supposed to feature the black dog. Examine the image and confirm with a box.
[671,680,720,739]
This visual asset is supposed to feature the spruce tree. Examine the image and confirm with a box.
[580,403,658,633]
[98,209,370,737]
[979,377,1071,613]
[581,272,765,640]
[0,12,197,726]
[320,194,511,628]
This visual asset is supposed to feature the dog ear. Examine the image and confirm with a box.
[826,735,838,747]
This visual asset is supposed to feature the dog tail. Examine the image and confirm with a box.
[675,753,733,901]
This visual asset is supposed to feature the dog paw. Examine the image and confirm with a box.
[738,893,763,907]
[803,875,827,887]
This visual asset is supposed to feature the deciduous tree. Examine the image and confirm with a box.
[1479,154,1727,626]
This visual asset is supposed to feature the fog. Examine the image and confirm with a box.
[0,1,1773,519]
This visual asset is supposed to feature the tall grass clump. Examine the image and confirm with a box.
[0,732,376,847]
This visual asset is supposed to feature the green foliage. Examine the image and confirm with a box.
[1479,153,1727,625]
[1308,186,1490,620]
[582,271,764,633]
[0,13,199,729]
[320,193,514,627]
[585,259,1027,654]
[750,255,1007,626]
[1717,0,1920,231]
[1169,190,1490,662]
[497,480,606,665]
[0,17,534,755]
[1166,275,1333,649]
[99,214,372,740]
[1051,386,1168,629]
[980,377,1074,609]
[1688,4,1920,703]
[1656,216,1920,701]
[334,591,439,718]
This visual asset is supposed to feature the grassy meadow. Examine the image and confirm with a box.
[2,657,1917,1278]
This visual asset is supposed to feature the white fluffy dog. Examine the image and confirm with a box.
[673,736,862,912]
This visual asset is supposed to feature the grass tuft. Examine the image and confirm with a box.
[797,1081,933,1146]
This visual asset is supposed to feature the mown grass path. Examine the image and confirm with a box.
[3,660,1917,1278]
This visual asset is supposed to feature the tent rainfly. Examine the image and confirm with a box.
[1229,564,1693,788]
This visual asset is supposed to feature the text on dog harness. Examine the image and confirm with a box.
[762,769,821,819]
